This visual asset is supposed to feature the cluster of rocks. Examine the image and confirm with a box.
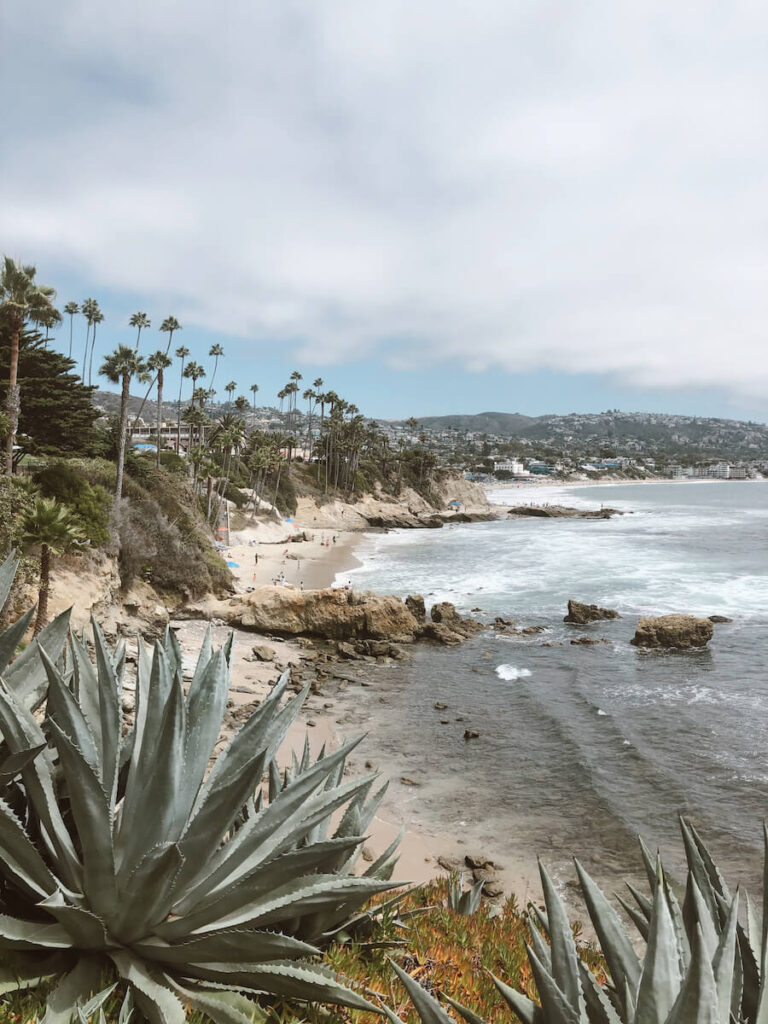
[507,505,623,519]
[210,587,484,649]
[563,598,724,649]
[364,510,498,530]
[492,616,547,637]
[437,852,504,898]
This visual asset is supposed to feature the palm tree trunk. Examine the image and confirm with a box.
[176,357,186,454]
[68,316,74,358]
[82,322,90,380]
[132,375,156,434]
[88,324,97,387]
[156,370,164,469]
[33,543,51,636]
[272,462,283,509]
[115,372,131,502]
[4,322,21,476]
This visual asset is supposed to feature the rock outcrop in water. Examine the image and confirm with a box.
[631,614,714,649]
[564,599,620,624]
[203,588,484,647]
[507,505,622,519]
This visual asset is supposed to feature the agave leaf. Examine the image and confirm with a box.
[680,819,722,937]
[0,681,82,890]
[116,672,186,876]
[47,720,116,919]
[574,859,641,1008]
[364,827,404,879]
[110,951,187,1024]
[90,619,122,805]
[175,738,366,908]
[78,983,117,1020]
[5,608,71,710]
[0,549,20,610]
[634,863,682,1024]
[0,913,73,950]
[184,958,378,1011]
[0,951,71,995]
[69,634,102,749]
[41,648,100,773]
[134,927,317,966]
[0,607,35,677]
[42,956,103,1024]
[167,874,398,940]
[389,959,455,1024]
[688,876,719,966]
[539,861,582,1010]
[616,895,650,943]
[166,979,265,1024]
[525,943,582,1023]
[665,925,718,1024]
[110,844,184,944]
[179,836,365,931]
[117,988,134,1024]
[711,893,739,1024]
[527,916,552,973]
[178,646,229,816]
[38,892,109,949]
[0,741,46,786]
[0,796,58,899]
[577,962,622,1024]
[442,993,492,1024]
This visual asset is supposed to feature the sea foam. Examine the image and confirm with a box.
[495,664,532,681]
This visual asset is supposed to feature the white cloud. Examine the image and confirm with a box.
[3,0,768,404]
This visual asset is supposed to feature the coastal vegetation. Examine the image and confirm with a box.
[0,256,763,1024]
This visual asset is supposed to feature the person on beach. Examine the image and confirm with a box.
[254,553,258,565]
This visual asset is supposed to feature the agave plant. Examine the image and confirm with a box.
[390,819,768,1024]
[446,873,484,917]
[0,552,402,1023]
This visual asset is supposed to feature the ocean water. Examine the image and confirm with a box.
[334,481,768,898]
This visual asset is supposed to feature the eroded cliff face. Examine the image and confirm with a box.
[429,474,489,510]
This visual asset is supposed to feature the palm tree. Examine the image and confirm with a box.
[85,303,104,387]
[208,343,224,389]
[175,344,190,453]
[249,383,259,425]
[151,351,173,467]
[80,297,98,380]
[224,380,237,409]
[0,257,58,475]
[63,301,79,357]
[159,315,181,356]
[37,306,62,347]
[129,311,150,350]
[99,345,147,502]
[21,497,84,635]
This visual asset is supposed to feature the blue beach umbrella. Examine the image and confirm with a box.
[226,561,240,568]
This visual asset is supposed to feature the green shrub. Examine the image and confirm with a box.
[33,461,111,546]
[223,481,249,508]
[159,450,187,474]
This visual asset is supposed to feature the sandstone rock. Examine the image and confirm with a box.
[463,729,480,740]
[631,614,714,649]
[405,594,427,623]
[220,586,420,641]
[520,625,546,635]
[464,852,496,871]
[251,644,276,662]
[564,600,620,624]
[434,701,448,710]
[437,855,463,873]
[709,615,733,624]
[400,776,421,787]
[337,641,361,659]
[420,622,464,646]
[571,636,600,645]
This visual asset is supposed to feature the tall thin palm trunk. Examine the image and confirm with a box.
[33,543,51,636]
[88,323,98,387]
[4,322,21,475]
[156,370,164,469]
[82,322,90,380]
[115,373,131,503]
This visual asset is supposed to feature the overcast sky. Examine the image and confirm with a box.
[3,0,768,420]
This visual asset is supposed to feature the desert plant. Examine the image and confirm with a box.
[0,591,401,1021]
[446,874,484,917]
[393,819,767,1024]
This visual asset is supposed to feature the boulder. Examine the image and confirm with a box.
[420,622,465,646]
[631,614,714,649]
[250,644,276,662]
[564,600,620,624]
[220,587,420,642]
[709,615,733,624]
[405,594,427,623]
